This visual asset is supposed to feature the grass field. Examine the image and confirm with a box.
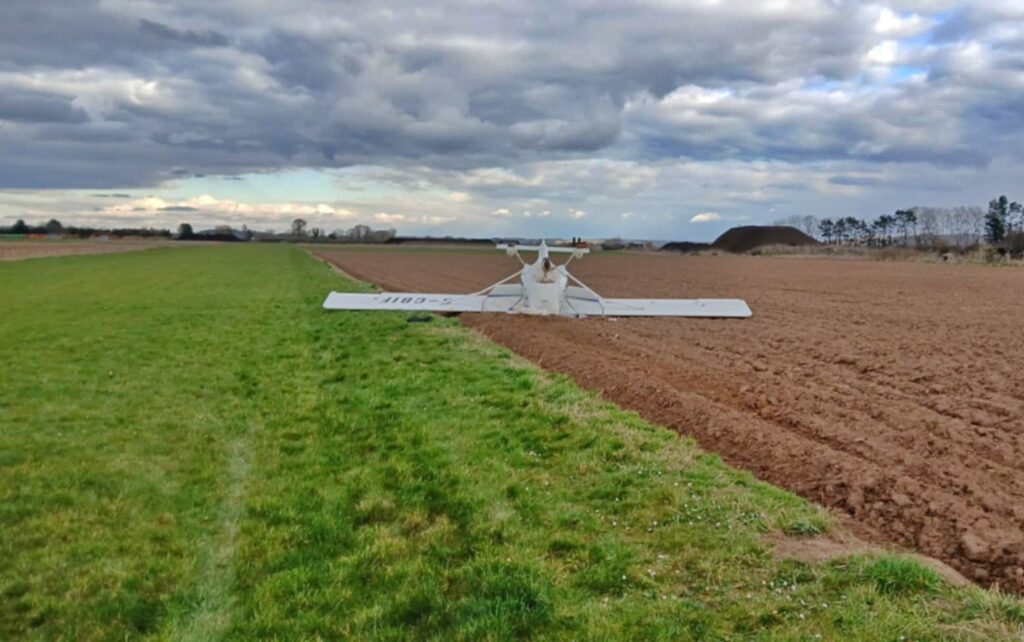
[1,245,1022,640]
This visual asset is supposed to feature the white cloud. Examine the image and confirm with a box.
[372,212,406,224]
[621,211,634,219]
[690,212,721,223]
[492,207,511,216]
[372,212,454,225]
[866,40,899,66]
[569,208,586,219]
[104,194,355,220]
[421,215,456,225]
[874,8,929,37]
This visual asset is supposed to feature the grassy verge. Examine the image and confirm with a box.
[1,245,1021,640]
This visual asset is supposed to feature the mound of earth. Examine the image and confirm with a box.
[660,241,712,253]
[711,226,818,253]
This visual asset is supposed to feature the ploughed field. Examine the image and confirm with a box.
[315,248,1024,591]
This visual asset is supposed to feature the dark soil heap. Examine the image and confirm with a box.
[660,241,712,253]
[711,226,819,253]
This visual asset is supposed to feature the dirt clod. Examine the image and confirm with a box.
[962,532,991,562]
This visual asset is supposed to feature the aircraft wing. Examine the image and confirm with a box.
[323,287,524,313]
[600,298,752,317]
[562,289,751,318]
[496,243,588,254]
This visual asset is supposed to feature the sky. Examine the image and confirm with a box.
[1,1,1023,241]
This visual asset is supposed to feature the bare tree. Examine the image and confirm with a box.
[915,207,941,247]
[800,215,819,238]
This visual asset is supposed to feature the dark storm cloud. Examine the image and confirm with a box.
[138,19,229,47]
[830,175,883,186]
[0,92,88,123]
[0,0,1022,190]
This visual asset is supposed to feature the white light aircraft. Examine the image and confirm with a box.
[323,241,751,318]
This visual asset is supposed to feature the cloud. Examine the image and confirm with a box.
[103,195,356,221]
[373,212,453,225]
[0,0,986,190]
[0,92,89,124]
[372,213,406,224]
[2,0,1024,240]
[874,8,931,38]
[492,207,511,216]
[138,19,229,47]
[690,212,721,223]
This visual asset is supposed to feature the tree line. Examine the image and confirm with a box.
[774,194,1024,254]
[0,218,170,238]
[286,219,396,243]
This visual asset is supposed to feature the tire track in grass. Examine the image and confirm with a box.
[171,433,252,641]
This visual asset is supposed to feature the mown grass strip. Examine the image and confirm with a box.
[1,245,1021,641]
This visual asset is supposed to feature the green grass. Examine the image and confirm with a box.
[1,244,1022,640]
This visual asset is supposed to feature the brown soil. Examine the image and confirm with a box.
[313,248,1024,592]
[0,240,173,262]
[712,225,819,252]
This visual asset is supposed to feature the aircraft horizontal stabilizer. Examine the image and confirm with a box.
[496,243,588,255]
